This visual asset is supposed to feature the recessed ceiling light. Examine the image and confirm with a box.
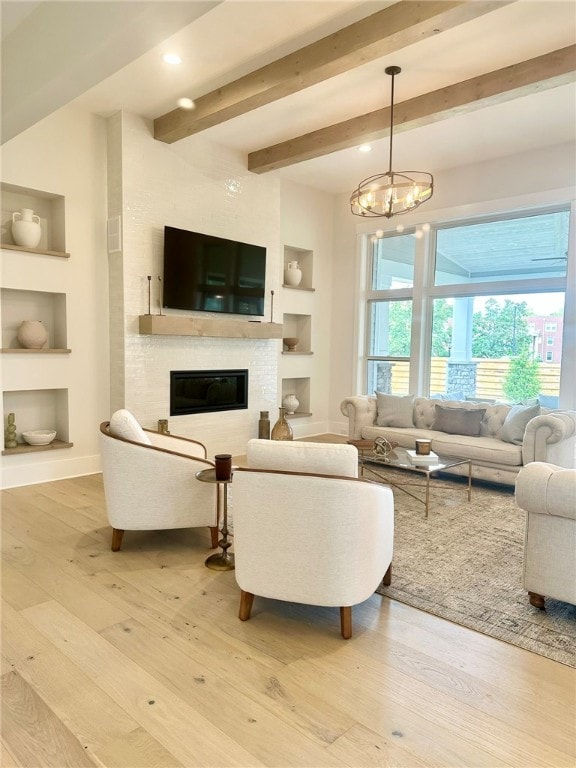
[163,53,182,65]
[359,144,372,153]
[177,98,195,110]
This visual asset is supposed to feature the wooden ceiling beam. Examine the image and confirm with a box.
[248,45,576,174]
[154,0,511,144]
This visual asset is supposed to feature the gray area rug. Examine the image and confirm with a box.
[372,467,576,667]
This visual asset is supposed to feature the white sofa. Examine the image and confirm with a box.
[341,395,576,486]
[515,462,576,609]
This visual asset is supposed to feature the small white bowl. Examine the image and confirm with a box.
[22,430,57,446]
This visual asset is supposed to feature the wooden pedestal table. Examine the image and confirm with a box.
[196,468,235,570]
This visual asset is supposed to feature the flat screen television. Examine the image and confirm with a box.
[162,225,266,316]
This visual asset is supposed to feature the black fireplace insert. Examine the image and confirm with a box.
[170,369,248,416]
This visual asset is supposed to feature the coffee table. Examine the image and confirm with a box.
[348,439,471,518]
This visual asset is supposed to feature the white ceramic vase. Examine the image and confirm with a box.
[17,320,48,349]
[282,393,299,415]
[12,209,42,249]
[284,261,302,287]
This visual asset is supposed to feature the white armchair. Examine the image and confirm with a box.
[99,410,218,551]
[515,462,576,609]
[231,465,394,638]
[246,438,358,476]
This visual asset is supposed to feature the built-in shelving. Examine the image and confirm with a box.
[1,288,68,350]
[1,184,72,467]
[1,182,66,253]
[282,313,311,353]
[281,377,311,418]
[139,314,283,339]
[2,439,73,456]
[0,243,70,258]
[280,244,316,423]
[282,284,315,292]
[1,348,71,354]
[3,388,70,453]
[283,245,313,290]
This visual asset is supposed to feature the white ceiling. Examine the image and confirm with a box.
[2,0,575,195]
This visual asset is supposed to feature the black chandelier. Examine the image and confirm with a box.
[350,66,433,218]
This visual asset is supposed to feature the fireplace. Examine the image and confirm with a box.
[170,369,248,416]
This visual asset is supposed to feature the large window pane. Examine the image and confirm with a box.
[367,300,411,395]
[369,300,412,356]
[429,293,564,404]
[368,360,410,395]
[372,232,415,290]
[435,210,569,286]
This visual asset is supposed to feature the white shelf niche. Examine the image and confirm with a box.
[1,182,66,254]
[281,377,311,417]
[282,313,311,353]
[283,245,313,290]
[3,388,70,449]
[1,288,68,351]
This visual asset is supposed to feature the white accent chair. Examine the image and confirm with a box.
[233,439,393,638]
[99,409,218,551]
[515,462,576,609]
[246,437,359,477]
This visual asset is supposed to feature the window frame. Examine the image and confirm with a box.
[358,200,573,404]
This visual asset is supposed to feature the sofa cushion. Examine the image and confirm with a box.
[109,409,151,444]
[432,405,486,436]
[500,403,541,444]
[375,392,415,428]
[361,425,523,467]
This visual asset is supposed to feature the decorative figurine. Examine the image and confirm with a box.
[4,412,17,449]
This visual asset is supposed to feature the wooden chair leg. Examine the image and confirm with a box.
[209,526,219,549]
[340,606,352,639]
[383,563,392,586]
[239,590,255,621]
[529,591,546,610]
[111,528,124,552]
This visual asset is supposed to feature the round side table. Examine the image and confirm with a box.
[196,467,234,571]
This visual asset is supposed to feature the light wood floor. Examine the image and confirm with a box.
[2,460,575,767]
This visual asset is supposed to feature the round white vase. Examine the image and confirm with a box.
[12,209,42,249]
[284,261,302,287]
[17,320,48,349]
[282,393,299,415]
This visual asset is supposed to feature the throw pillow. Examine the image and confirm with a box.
[432,405,486,436]
[109,409,151,444]
[375,392,415,428]
[500,403,541,445]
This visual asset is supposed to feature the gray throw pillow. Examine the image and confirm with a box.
[500,403,541,445]
[432,405,486,436]
[375,392,415,428]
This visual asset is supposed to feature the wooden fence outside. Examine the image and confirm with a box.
[390,358,560,399]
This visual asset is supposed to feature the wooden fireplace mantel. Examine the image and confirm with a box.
[138,314,283,339]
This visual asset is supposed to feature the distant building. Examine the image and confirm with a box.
[527,316,563,362]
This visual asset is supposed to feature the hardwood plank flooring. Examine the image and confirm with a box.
[1,458,575,768]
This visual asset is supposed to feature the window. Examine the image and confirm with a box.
[434,210,568,286]
[362,206,570,405]
[365,233,416,395]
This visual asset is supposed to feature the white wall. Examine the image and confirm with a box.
[1,104,109,488]
[330,142,576,430]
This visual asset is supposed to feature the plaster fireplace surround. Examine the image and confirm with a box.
[108,112,282,459]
